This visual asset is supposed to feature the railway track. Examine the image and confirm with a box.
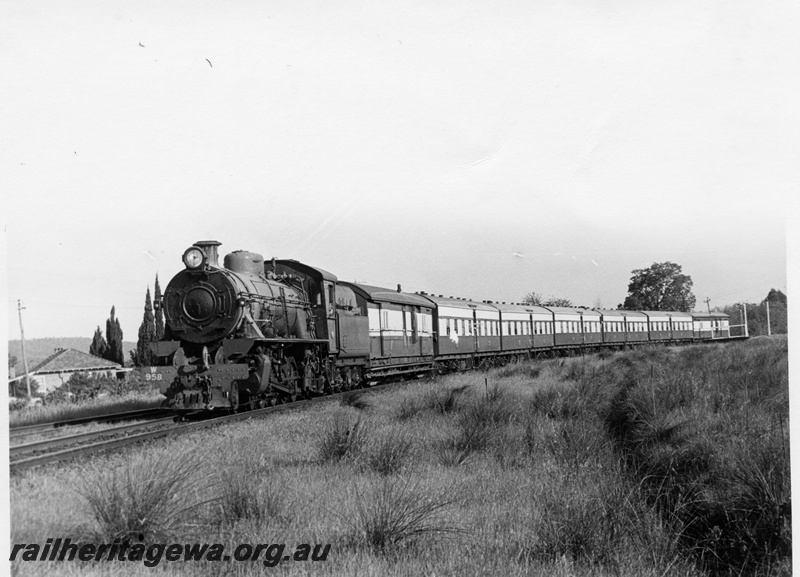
[9,408,172,439]
[9,383,408,473]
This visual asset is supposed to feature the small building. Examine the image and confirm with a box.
[9,348,124,394]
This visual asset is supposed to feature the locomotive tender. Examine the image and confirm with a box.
[146,241,734,412]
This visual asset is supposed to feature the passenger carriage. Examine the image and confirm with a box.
[581,308,603,346]
[668,312,694,341]
[643,311,693,342]
[339,283,435,379]
[598,309,627,344]
[494,302,554,354]
[690,312,731,340]
[546,306,584,348]
[625,310,649,343]
[424,294,501,367]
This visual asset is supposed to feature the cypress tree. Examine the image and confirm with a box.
[114,317,124,365]
[154,274,164,341]
[135,287,157,366]
[105,307,125,365]
[89,326,108,358]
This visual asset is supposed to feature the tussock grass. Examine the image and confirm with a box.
[599,338,791,574]
[364,430,414,475]
[76,450,217,543]
[317,409,369,462]
[539,417,608,471]
[11,338,788,576]
[438,388,516,466]
[523,466,689,572]
[395,395,425,421]
[217,472,282,525]
[340,390,371,410]
[494,359,541,381]
[425,384,469,414]
[343,477,464,553]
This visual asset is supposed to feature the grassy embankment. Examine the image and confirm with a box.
[10,336,790,576]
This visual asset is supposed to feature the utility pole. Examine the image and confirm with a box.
[704,297,711,313]
[766,301,771,336]
[17,300,31,398]
[742,303,749,338]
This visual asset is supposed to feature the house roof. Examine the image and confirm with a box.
[30,349,121,374]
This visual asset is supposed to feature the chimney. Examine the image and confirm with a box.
[194,240,222,267]
[397,284,402,293]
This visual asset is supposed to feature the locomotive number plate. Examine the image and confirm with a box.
[141,366,178,382]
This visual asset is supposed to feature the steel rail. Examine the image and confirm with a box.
[9,416,180,458]
[8,384,404,473]
[9,408,170,436]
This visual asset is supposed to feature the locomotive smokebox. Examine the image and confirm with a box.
[224,250,265,276]
[194,240,222,268]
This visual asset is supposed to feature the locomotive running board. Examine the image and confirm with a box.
[253,337,329,344]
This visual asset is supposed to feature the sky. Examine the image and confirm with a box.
[2,0,797,341]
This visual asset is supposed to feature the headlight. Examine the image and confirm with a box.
[182,247,206,269]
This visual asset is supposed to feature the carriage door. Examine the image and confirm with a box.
[323,281,337,353]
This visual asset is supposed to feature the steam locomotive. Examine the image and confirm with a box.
[145,240,735,412]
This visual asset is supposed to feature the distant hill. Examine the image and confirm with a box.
[8,338,137,373]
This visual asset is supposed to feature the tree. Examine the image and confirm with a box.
[8,353,18,370]
[105,307,125,365]
[545,297,574,307]
[523,292,574,307]
[523,292,544,305]
[763,288,787,306]
[619,262,696,312]
[132,287,157,367]
[722,288,789,336]
[154,274,165,341]
[89,326,108,358]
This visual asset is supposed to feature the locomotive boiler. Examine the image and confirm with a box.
[148,241,332,411]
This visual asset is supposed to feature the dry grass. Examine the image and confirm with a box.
[9,390,163,428]
[8,338,789,576]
